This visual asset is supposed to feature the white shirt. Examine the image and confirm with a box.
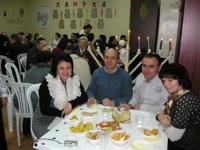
[70,54,91,90]
[119,48,126,57]
[129,74,169,113]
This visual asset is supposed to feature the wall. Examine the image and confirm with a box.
[0,0,26,35]
[0,0,131,43]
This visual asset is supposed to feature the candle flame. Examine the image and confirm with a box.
[161,38,163,41]
[138,36,140,40]
[147,37,149,40]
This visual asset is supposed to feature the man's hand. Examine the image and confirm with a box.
[102,98,114,106]
[87,97,96,107]
[117,104,132,111]
[133,104,141,110]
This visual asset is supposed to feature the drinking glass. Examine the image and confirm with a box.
[119,101,127,112]
[136,115,144,130]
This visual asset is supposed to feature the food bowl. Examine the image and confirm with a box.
[143,128,161,141]
[110,130,131,146]
[86,130,100,145]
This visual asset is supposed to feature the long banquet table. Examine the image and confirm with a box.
[33,104,168,150]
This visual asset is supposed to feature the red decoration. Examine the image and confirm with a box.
[83,1,86,7]
[92,2,96,8]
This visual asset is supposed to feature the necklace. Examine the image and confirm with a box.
[164,87,185,114]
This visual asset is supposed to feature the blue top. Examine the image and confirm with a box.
[87,67,133,106]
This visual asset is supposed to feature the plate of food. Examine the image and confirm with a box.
[66,114,79,122]
[143,128,161,141]
[101,106,114,114]
[110,130,131,146]
[81,108,98,117]
[96,121,122,132]
[69,121,94,135]
[112,111,131,124]
[86,130,100,145]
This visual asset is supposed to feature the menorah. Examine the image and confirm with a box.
[87,40,173,84]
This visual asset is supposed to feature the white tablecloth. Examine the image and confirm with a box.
[33,104,168,150]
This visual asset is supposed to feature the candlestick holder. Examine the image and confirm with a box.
[148,49,151,53]
[158,49,162,56]
[137,49,141,53]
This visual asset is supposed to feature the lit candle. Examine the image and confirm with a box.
[169,38,172,51]
[138,36,140,50]
[159,38,163,50]
[147,37,150,50]
[127,30,130,45]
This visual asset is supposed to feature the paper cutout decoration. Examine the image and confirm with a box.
[98,19,104,29]
[91,9,97,18]
[73,1,78,7]
[102,1,106,7]
[56,2,60,7]
[53,10,58,19]
[106,8,112,18]
[59,19,64,29]
[65,2,68,7]
[83,1,86,7]
[80,20,82,28]
[65,9,70,18]
[84,19,90,26]
[70,20,76,29]
[77,9,83,18]
[92,2,97,7]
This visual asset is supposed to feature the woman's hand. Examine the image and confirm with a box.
[87,97,96,107]
[157,113,171,126]
[1,97,8,107]
[61,103,72,117]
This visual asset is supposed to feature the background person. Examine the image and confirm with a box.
[156,63,200,150]
[32,53,88,138]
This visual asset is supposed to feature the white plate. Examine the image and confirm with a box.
[81,109,98,117]
[65,115,79,122]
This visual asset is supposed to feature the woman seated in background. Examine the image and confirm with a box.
[33,53,88,138]
[156,63,200,150]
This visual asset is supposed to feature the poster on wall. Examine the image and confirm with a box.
[37,7,50,28]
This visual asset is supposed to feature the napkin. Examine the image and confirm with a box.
[131,140,153,150]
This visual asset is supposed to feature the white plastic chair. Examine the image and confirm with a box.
[27,83,41,141]
[20,56,27,72]
[5,62,22,82]
[0,74,14,132]
[0,55,11,75]
[7,82,33,146]
[17,53,27,78]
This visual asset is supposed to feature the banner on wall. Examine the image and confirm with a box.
[37,7,50,28]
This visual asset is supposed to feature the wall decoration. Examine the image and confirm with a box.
[93,20,96,29]
[92,2,97,7]
[114,9,116,17]
[56,2,60,7]
[61,11,62,18]
[53,10,58,19]
[86,9,88,18]
[65,9,70,18]
[70,20,76,29]
[139,3,148,20]
[37,7,50,28]
[77,9,83,18]
[59,19,64,29]
[3,10,7,17]
[84,19,90,26]
[106,8,112,18]
[73,1,78,7]
[83,1,86,7]
[102,1,106,7]
[65,2,68,7]
[91,9,97,18]
[97,19,104,29]
[80,20,82,28]
[72,10,75,18]
[19,7,24,17]
[101,9,103,17]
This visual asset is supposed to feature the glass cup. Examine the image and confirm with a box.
[99,131,109,149]
[136,115,144,130]
[119,101,127,112]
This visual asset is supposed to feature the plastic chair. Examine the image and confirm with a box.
[0,55,11,75]
[27,83,41,141]
[7,82,33,146]
[5,62,22,82]
[17,53,27,78]
[0,74,14,132]
[19,56,27,78]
